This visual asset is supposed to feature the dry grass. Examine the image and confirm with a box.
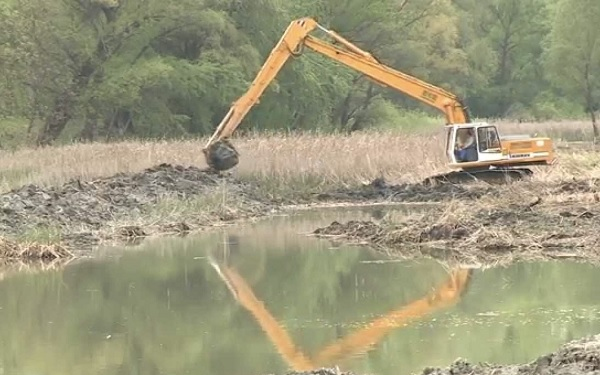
[0,120,597,193]
[313,190,600,267]
[495,119,596,141]
[0,236,74,261]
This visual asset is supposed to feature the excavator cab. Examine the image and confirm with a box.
[445,123,502,164]
[430,122,555,184]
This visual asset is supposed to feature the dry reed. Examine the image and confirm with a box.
[0,120,596,194]
[0,236,74,260]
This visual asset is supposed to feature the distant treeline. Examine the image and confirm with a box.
[0,0,598,144]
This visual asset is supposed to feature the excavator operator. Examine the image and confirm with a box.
[455,128,477,162]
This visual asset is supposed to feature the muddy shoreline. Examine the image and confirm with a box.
[274,334,600,375]
[0,163,492,258]
[1,162,599,265]
[314,180,600,266]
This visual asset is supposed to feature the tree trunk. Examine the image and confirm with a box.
[348,83,377,133]
[34,8,131,146]
[79,117,98,142]
[583,64,598,143]
[590,109,598,143]
[36,90,75,146]
[36,59,96,146]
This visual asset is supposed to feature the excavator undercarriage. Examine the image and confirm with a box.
[422,167,535,185]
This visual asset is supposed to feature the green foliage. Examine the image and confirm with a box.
[0,0,594,145]
[543,0,600,134]
[0,117,30,150]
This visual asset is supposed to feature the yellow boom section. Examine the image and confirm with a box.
[204,17,470,151]
[210,256,472,370]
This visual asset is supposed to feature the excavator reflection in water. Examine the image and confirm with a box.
[208,252,472,370]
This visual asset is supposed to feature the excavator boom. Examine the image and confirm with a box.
[202,17,555,182]
[202,17,470,171]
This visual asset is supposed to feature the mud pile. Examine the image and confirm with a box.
[0,166,502,253]
[0,163,269,249]
[313,196,600,265]
[314,177,496,203]
[272,334,600,375]
[419,334,600,375]
[3,162,593,255]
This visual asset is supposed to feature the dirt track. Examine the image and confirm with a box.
[275,334,600,375]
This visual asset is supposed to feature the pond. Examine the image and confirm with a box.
[0,205,599,375]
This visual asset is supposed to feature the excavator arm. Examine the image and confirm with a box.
[203,17,471,171]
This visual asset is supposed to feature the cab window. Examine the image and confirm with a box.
[477,126,501,152]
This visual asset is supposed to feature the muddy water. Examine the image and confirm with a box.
[0,205,600,375]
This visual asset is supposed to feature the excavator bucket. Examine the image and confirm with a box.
[203,139,240,171]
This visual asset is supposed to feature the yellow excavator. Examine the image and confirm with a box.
[202,17,556,184]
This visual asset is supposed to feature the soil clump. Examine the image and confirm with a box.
[270,334,600,375]
[0,165,490,257]
[0,163,271,253]
[313,188,600,265]
[314,177,496,203]
[0,237,73,261]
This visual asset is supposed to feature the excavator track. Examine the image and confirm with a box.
[422,167,533,186]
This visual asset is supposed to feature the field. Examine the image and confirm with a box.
[0,119,599,263]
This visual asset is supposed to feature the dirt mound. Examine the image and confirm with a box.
[554,179,600,194]
[266,335,600,375]
[419,334,600,375]
[313,199,600,265]
[0,163,267,251]
[313,220,383,238]
[314,177,495,203]
[276,369,355,375]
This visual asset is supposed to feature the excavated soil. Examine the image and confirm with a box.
[0,164,492,257]
[419,333,600,375]
[314,181,600,266]
[272,334,600,375]
[0,163,272,253]
[314,177,496,203]
[2,160,600,262]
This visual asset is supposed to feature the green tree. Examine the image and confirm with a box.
[0,0,593,144]
[544,0,600,138]
[454,0,553,118]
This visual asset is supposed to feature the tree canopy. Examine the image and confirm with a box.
[0,0,596,144]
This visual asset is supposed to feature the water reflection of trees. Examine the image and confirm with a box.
[0,227,599,375]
